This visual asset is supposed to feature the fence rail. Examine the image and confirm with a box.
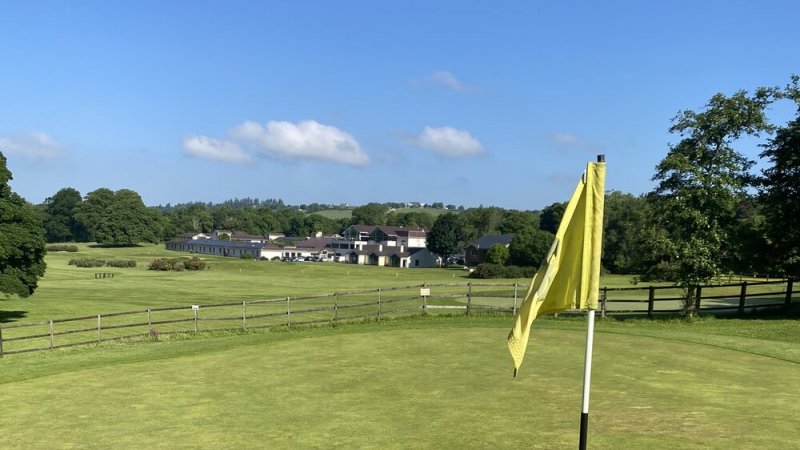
[0,279,796,357]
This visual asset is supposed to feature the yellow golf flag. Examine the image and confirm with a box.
[508,161,605,374]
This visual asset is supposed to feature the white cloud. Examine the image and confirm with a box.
[410,70,475,93]
[231,120,369,166]
[412,126,485,157]
[0,132,67,162]
[182,135,251,164]
[549,132,600,153]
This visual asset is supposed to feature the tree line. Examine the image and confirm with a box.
[1,76,798,300]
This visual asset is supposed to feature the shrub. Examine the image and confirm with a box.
[47,244,79,252]
[68,258,106,268]
[184,257,206,271]
[148,256,205,271]
[148,258,175,271]
[271,256,281,261]
[240,253,252,259]
[469,263,536,279]
[105,260,137,268]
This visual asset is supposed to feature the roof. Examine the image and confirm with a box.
[469,234,515,249]
[185,239,263,249]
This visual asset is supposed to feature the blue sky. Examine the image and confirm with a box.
[1,1,798,210]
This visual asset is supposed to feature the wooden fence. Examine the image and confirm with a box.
[0,279,796,357]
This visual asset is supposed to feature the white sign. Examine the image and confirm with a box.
[191,305,200,310]
[420,288,431,297]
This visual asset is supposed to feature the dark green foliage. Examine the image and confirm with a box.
[759,80,800,275]
[647,87,777,291]
[601,192,650,274]
[68,258,106,268]
[509,229,554,267]
[42,187,87,242]
[484,244,510,265]
[75,188,161,246]
[150,257,206,271]
[46,244,79,252]
[239,253,252,259]
[498,210,539,234]
[458,207,504,244]
[351,203,388,226]
[539,202,566,234]
[0,152,47,297]
[385,211,434,229]
[426,213,463,264]
[468,263,535,279]
[105,260,137,268]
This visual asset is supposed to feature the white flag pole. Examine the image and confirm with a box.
[579,309,596,450]
[580,154,604,450]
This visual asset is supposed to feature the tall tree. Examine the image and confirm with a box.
[539,202,566,234]
[426,213,463,265]
[42,187,86,242]
[76,188,160,245]
[351,203,388,226]
[508,229,554,267]
[647,87,777,311]
[759,76,800,275]
[0,152,47,297]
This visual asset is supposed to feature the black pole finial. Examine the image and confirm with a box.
[597,154,605,163]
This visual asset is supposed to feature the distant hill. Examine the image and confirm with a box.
[309,207,457,220]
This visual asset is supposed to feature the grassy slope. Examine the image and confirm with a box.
[1,315,798,449]
[311,207,453,220]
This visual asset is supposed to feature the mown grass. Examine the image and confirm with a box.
[1,314,798,449]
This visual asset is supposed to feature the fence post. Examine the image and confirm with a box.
[467,283,472,316]
[0,324,4,357]
[738,281,748,314]
[601,287,608,319]
[377,289,382,320]
[49,320,55,349]
[694,285,703,313]
[97,314,101,342]
[647,286,655,319]
[147,308,152,334]
[193,308,199,333]
[334,293,339,322]
[242,301,247,330]
[785,279,794,307]
[422,283,427,315]
[513,283,518,316]
[287,296,291,327]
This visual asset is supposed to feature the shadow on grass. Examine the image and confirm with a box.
[598,304,800,324]
[0,310,28,323]
[87,244,144,249]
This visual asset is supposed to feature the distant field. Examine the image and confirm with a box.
[310,207,455,220]
[1,315,798,449]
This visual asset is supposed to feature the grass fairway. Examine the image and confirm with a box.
[1,316,798,449]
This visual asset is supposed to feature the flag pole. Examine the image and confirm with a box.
[579,154,604,450]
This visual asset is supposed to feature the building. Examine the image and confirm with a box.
[464,234,515,266]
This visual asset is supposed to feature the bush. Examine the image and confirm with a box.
[148,258,175,271]
[47,244,79,252]
[149,256,205,271]
[469,263,536,279]
[240,253,252,259]
[68,258,106,268]
[271,256,281,261]
[184,257,206,271]
[105,260,137,268]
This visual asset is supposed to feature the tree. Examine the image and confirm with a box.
[351,203,388,226]
[41,187,86,242]
[759,78,800,275]
[647,87,777,313]
[75,188,161,245]
[508,229,554,267]
[539,202,566,234]
[499,210,539,234]
[601,191,649,274]
[426,213,463,265]
[459,206,504,244]
[485,244,510,265]
[0,152,47,297]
